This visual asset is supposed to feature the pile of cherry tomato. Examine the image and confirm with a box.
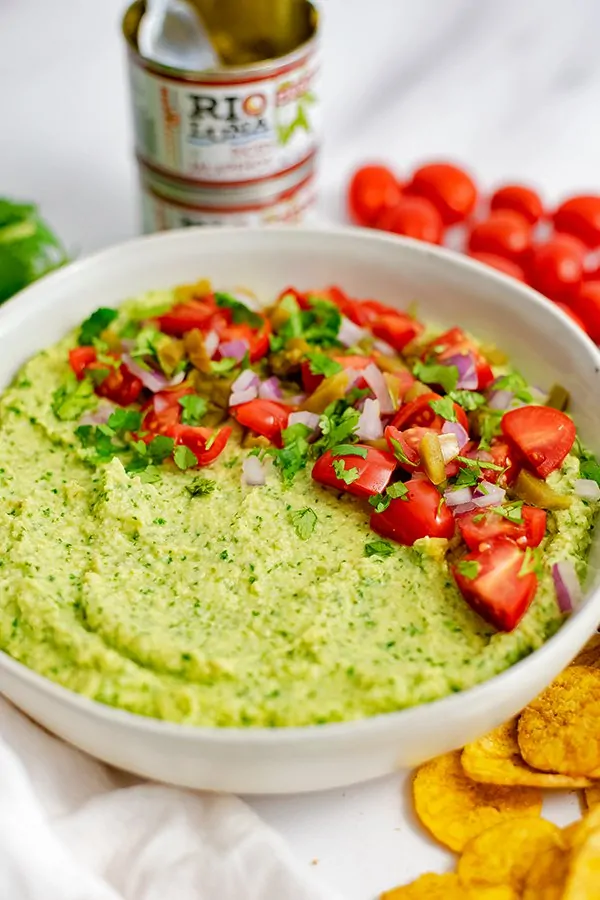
[347,161,600,344]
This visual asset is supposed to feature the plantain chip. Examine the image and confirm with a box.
[522,843,570,900]
[457,816,563,892]
[585,785,600,810]
[517,666,600,776]
[571,634,600,669]
[563,807,600,899]
[381,873,516,899]
[412,751,542,852]
[462,718,594,788]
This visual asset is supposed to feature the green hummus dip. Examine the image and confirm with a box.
[0,293,596,727]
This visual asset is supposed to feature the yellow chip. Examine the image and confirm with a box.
[517,666,600,776]
[462,719,594,788]
[380,873,516,899]
[522,844,570,900]
[412,751,542,853]
[571,634,600,668]
[563,807,600,899]
[457,816,563,892]
[585,785,600,810]
[564,821,585,847]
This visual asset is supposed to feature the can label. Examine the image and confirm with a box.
[140,177,316,232]
[129,50,320,184]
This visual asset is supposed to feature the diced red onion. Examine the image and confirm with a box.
[472,481,506,508]
[79,401,116,426]
[357,398,383,440]
[552,560,582,613]
[444,486,473,507]
[288,411,320,431]
[287,393,307,406]
[231,369,260,393]
[439,432,460,464]
[121,353,169,393]
[575,479,600,501]
[451,501,478,515]
[168,371,186,387]
[338,316,370,347]
[441,420,469,450]
[362,363,394,414]
[229,386,258,407]
[444,352,478,390]
[488,389,514,411]
[242,455,266,487]
[373,338,396,357]
[259,376,283,401]
[204,329,220,358]
[219,338,249,362]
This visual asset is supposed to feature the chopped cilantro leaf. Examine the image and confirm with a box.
[130,326,163,365]
[270,295,342,352]
[388,436,411,465]
[107,409,142,434]
[179,394,207,426]
[78,308,118,346]
[413,360,459,393]
[491,501,524,523]
[477,408,504,449]
[369,481,408,513]
[289,507,318,540]
[205,429,220,451]
[174,445,198,470]
[210,358,238,375]
[272,423,311,484]
[332,459,360,484]
[577,442,600,486]
[493,372,533,403]
[429,396,457,422]
[519,546,543,578]
[75,423,119,462]
[456,559,480,579]
[364,540,394,558]
[330,444,368,458]
[387,481,408,499]
[369,492,391,513]
[315,400,360,453]
[186,477,216,497]
[214,292,263,328]
[52,375,97,421]
[448,390,486,411]
[87,367,110,387]
[147,435,175,463]
[306,351,343,378]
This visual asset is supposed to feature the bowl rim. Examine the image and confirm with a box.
[1,223,599,743]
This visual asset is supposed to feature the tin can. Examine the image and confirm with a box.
[122,1,320,186]
[138,160,317,232]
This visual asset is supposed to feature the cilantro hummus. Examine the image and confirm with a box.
[0,282,597,727]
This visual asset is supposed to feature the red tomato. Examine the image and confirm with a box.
[375,196,444,244]
[276,286,311,310]
[569,281,600,342]
[452,537,538,632]
[370,478,455,545]
[312,446,397,498]
[142,385,195,435]
[528,235,586,303]
[157,298,219,336]
[217,319,271,363]
[360,299,398,321]
[386,368,416,399]
[554,302,590,335]
[553,195,600,248]
[425,327,495,391]
[501,406,576,479]
[468,251,526,282]
[467,210,532,265]
[457,506,547,552]
[94,363,143,407]
[384,424,422,472]
[347,165,403,227]
[169,425,232,466]
[231,399,291,446]
[488,439,520,486]
[391,393,469,433]
[69,346,98,379]
[325,286,372,327]
[490,184,544,225]
[370,311,424,351]
[406,162,478,225]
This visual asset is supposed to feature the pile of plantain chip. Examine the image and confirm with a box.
[381,634,600,898]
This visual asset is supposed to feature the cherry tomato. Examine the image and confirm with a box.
[312,446,397,498]
[424,327,495,391]
[457,506,547,552]
[169,424,232,466]
[69,346,98,379]
[157,298,220,336]
[391,392,469,434]
[94,363,143,407]
[231,399,291,447]
[217,319,271,363]
[528,235,586,303]
[375,196,444,244]
[370,311,424,351]
[569,281,600,343]
[347,165,403,227]
[554,302,590,335]
[458,438,520,487]
[468,251,526,282]
[384,424,422,472]
[490,184,544,225]
[553,195,600,248]
[501,406,576,479]
[405,162,478,225]
[467,210,533,265]
[142,385,195,435]
[452,537,538,632]
[370,478,455,545]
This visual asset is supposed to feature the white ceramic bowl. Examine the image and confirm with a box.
[1,226,599,795]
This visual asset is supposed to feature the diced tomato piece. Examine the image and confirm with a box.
[384,425,422,472]
[391,393,469,434]
[501,406,576,479]
[157,298,220,336]
[325,286,372,327]
[370,478,455,545]
[169,425,232,466]
[93,363,143,407]
[69,346,97,379]
[452,537,538,632]
[426,327,495,391]
[142,385,195,435]
[231,399,290,447]
[370,312,423,352]
[488,439,520,485]
[360,300,398,321]
[217,319,271,363]
[457,506,547,551]
[276,286,311,310]
[312,446,397,498]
